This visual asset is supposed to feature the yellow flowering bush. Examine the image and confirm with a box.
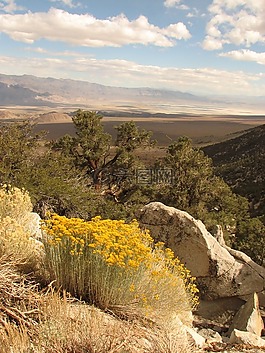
[0,185,42,273]
[0,184,32,224]
[0,217,38,267]
[43,214,199,322]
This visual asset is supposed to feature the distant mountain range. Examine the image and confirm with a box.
[203,124,265,219]
[0,73,264,114]
[0,73,205,109]
[0,81,53,106]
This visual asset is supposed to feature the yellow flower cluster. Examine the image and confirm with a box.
[88,216,153,268]
[43,214,199,311]
[43,214,86,255]
[43,214,153,267]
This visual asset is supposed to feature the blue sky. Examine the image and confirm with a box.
[0,0,264,96]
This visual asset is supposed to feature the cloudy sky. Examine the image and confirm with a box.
[0,0,264,97]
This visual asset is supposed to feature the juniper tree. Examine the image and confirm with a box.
[53,110,154,200]
[145,136,250,240]
[0,120,43,183]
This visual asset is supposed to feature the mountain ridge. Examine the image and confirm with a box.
[0,73,205,106]
[0,73,264,114]
[0,81,54,106]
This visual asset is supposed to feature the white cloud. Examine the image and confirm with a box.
[0,0,24,13]
[178,4,189,10]
[203,0,265,50]
[0,8,191,47]
[220,49,265,65]
[202,36,224,50]
[0,54,264,97]
[186,8,204,19]
[164,0,182,8]
[164,0,190,11]
[49,0,79,8]
[25,47,50,54]
[163,23,191,40]
[24,46,93,58]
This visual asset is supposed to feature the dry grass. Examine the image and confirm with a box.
[0,252,191,352]
[0,324,32,353]
[0,185,32,222]
[0,217,45,276]
[0,288,192,353]
[0,255,39,313]
[0,255,40,353]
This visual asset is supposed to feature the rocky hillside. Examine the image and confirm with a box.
[203,124,265,219]
[0,81,53,106]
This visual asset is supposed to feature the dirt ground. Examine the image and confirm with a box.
[35,117,262,147]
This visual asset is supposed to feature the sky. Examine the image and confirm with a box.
[0,0,264,97]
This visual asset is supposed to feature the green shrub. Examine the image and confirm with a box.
[233,217,265,266]
[42,214,198,324]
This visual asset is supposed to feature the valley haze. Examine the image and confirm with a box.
[0,73,264,116]
[0,74,264,148]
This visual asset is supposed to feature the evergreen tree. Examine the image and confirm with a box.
[233,217,265,266]
[53,110,154,200]
[0,120,44,183]
[145,137,250,239]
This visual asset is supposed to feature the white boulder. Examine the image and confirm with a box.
[138,202,265,306]
[229,329,265,348]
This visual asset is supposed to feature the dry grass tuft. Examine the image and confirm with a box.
[0,255,40,330]
[0,255,41,353]
[37,290,192,353]
[0,286,192,353]
[0,323,32,353]
[0,185,32,226]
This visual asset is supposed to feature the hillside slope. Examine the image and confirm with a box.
[203,124,265,218]
[0,82,53,106]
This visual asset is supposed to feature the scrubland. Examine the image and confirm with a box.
[0,185,198,353]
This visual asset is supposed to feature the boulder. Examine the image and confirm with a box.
[138,202,265,307]
[194,296,244,324]
[213,224,226,247]
[24,212,43,240]
[261,308,265,336]
[197,328,223,344]
[229,329,265,348]
[185,326,206,348]
[228,292,264,337]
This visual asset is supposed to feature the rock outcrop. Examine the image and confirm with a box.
[138,202,265,307]
[227,292,264,337]
[138,202,265,350]
[24,212,43,240]
[229,329,265,348]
